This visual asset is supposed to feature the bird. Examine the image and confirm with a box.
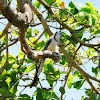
[30,32,64,87]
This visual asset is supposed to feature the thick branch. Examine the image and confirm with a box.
[0,0,8,10]
[27,50,61,62]
[19,29,60,62]
[0,0,32,28]
[19,29,31,53]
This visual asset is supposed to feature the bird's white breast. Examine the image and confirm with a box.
[47,39,58,52]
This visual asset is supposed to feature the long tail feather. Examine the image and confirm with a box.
[30,59,44,87]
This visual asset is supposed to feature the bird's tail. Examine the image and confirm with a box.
[30,59,45,87]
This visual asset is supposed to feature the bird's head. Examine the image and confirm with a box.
[54,32,64,42]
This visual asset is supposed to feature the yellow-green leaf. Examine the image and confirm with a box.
[19,50,25,59]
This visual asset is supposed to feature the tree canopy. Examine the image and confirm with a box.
[0,0,100,100]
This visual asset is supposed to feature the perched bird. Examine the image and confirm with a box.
[30,32,63,87]
[43,31,63,52]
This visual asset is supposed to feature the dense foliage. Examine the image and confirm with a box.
[0,0,100,100]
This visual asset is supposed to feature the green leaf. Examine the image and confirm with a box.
[92,67,100,75]
[5,77,11,87]
[75,31,84,39]
[69,1,75,8]
[94,30,100,34]
[69,28,84,44]
[18,94,32,100]
[0,80,8,88]
[54,69,60,79]
[0,70,7,80]
[91,92,97,100]
[25,64,34,73]
[98,96,100,100]
[8,54,16,63]
[0,55,2,61]
[33,1,41,8]
[44,32,49,39]
[26,28,32,38]
[10,70,17,82]
[85,89,91,96]
[46,75,55,87]
[81,96,84,100]
[36,88,44,100]
[45,62,58,86]
[44,0,55,5]
[19,50,25,59]
[22,78,30,81]
[26,58,33,63]
[76,12,86,22]
[19,65,27,72]
[73,70,83,79]
[6,63,12,71]
[81,6,91,13]
[46,64,54,74]
[9,84,18,94]
[0,88,12,97]
[80,2,95,14]
[34,40,45,50]
[67,75,73,89]
[59,87,65,94]
[60,55,67,65]
[91,16,96,25]
[41,89,59,100]
[74,79,85,89]
[69,1,79,15]
[56,0,62,4]
[60,32,70,42]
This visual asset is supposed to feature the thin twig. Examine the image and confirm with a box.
[85,76,100,95]
[0,38,18,52]
[29,1,52,36]
[6,29,8,63]
[0,32,9,74]
[33,30,45,44]
[60,66,72,100]
[73,44,82,59]
[88,88,93,100]
[0,22,11,39]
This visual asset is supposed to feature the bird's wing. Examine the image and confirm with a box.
[43,38,52,50]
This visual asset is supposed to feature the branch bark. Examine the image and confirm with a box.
[0,28,9,75]
[0,22,11,39]
[0,0,33,28]
[29,1,52,36]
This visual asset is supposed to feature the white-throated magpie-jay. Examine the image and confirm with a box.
[30,32,63,87]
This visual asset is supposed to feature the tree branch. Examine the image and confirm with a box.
[0,38,18,53]
[37,0,100,52]
[61,66,72,100]
[60,46,100,83]
[33,30,45,44]
[0,22,11,39]
[0,0,33,28]
[0,28,9,75]
[29,1,52,36]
